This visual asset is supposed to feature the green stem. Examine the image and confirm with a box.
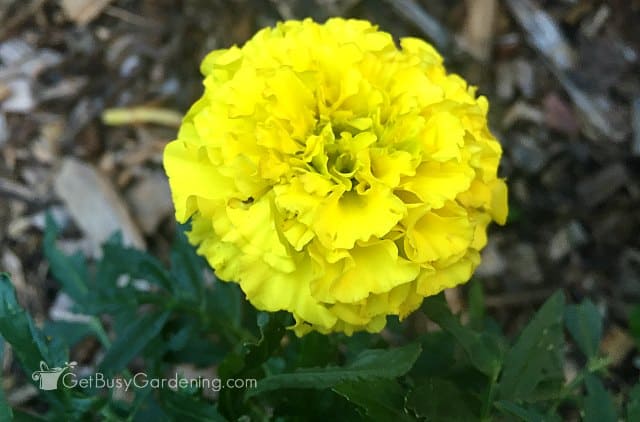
[136,292,254,345]
[481,367,500,420]
[89,317,111,348]
[550,356,611,412]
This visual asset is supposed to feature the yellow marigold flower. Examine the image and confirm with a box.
[164,18,508,335]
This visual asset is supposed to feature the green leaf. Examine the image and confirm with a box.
[565,300,602,359]
[271,389,365,421]
[627,383,640,421]
[0,273,74,416]
[494,401,549,422]
[407,378,477,421]
[204,281,243,331]
[169,225,205,299]
[43,214,89,304]
[163,320,226,365]
[12,409,48,421]
[0,273,67,373]
[333,380,412,422]
[158,389,226,422]
[240,312,286,373]
[246,342,421,398]
[98,235,173,293]
[64,395,108,419]
[218,312,287,420]
[422,295,502,377]
[129,391,168,421]
[583,375,616,422]
[295,332,337,368]
[498,291,565,401]
[468,280,485,329]
[99,310,170,374]
[411,331,456,378]
[43,321,96,348]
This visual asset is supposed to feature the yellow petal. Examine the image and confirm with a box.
[402,160,474,209]
[422,112,465,162]
[315,240,420,303]
[404,204,474,263]
[416,250,480,296]
[490,179,508,225]
[224,194,294,273]
[238,254,338,331]
[368,148,417,187]
[163,141,235,222]
[313,185,406,249]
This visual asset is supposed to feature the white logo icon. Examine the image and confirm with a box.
[31,361,77,391]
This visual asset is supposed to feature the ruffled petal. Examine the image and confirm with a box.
[416,250,481,296]
[163,141,235,222]
[313,185,406,249]
[404,203,474,263]
[402,160,475,210]
[312,240,420,303]
[421,112,465,162]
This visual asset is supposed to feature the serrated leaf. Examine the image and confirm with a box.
[98,235,173,292]
[499,292,565,401]
[494,400,549,422]
[333,380,412,422]
[99,310,170,374]
[627,383,640,421]
[407,377,477,421]
[0,273,67,373]
[583,375,616,422]
[169,225,205,299]
[422,295,502,377]
[565,300,602,359]
[218,312,287,420]
[0,273,73,415]
[270,389,365,421]
[246,342,421,398]
[237,312,288,375]
[411,331,456,377]
[43,214,89,304]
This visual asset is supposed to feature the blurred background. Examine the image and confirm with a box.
[0,0,639,406]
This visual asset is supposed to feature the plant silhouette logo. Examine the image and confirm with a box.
[31,361,77,391]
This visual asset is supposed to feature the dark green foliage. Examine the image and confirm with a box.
[423,295,504,378]
[583,375,617,422]
[0,218,637,420]
[407,377,478,421]
[498,292,565,401]
[334,380,412,422]
[98,310,170,375]
[626,383,640,421]
[246,343,421,397]
[565,300,602,360]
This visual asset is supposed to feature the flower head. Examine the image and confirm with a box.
[164,18,507,335]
